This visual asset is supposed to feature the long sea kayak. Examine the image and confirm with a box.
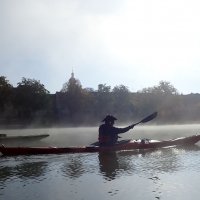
[1,134,200,156]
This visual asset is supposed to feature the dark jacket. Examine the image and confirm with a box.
[98,124,132,145]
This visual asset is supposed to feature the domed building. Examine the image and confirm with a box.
[55,71,82,122]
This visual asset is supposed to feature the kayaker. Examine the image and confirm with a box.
[98,115,135,146]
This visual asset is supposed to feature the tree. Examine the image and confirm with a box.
[93,84,113,118]
[61,74,82,94]
[112,85,129,93]
[13,78,50,120]
[84,87,95,92]
[138,81,179,122]
[157,81,178,95]
[112,85,134,120]
[60,75,86,123]
[0,76,13,111]
[97,84,111,93]
[112,85,129,105]
[139,81,178,95]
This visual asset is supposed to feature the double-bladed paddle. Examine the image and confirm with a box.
[131,111,158,127]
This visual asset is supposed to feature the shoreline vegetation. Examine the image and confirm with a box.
[1,75,200,128]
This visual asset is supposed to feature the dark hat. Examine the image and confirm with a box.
[102,115,117,122]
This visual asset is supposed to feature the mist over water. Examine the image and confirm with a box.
[1,125,200,200]
[0,124,200,147]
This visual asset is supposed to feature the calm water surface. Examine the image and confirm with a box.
[1,125,200,200]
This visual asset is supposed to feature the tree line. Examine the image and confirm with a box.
[0,75,200,127]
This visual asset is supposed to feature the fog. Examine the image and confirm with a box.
[0,124,200,147]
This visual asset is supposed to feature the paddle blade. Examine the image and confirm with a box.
[140,112,158,123]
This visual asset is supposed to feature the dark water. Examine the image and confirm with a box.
[1,125,200,200]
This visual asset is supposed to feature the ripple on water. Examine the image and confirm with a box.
[1,143,200,200]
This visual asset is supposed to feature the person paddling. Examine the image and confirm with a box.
[98,115,134,146]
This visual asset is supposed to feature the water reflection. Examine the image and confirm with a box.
[98,150,147,180]
[0,166,13,182]
[15,161,47,179]
[98,152,119,180]
[61,155,85,179]
[1,145,200,183]
[1,125,200,200]
[0,160,47,183]
[98,145,200,181]
[0,144,200,200]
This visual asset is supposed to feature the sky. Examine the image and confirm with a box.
[1,0,200,94]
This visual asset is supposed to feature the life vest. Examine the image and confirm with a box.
[98,133,118,145]
[98,124,118,145]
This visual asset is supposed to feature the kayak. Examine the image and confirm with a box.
[1,134,200,156]
[0,134,49,142]
[0,134,200,156]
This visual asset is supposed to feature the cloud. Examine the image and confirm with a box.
[0,0,200,94]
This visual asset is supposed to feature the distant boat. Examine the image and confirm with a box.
[0,134,49,142]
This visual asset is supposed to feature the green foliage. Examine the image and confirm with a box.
[2,76,200,126]
[94,84,113,118]
[13,78,50,120]
[112,85,129,93]
[61,75,82,93]
[139,81,178,95]
[97,84,111,93]
[112,85,133,120]
[0,76,13,111]
[59,76,91,123]
[17,78,49,95]
[0,76,12,88]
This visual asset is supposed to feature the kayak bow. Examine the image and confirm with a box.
[1,134,200,156]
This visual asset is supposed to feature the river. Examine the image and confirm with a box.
[0,125,200,200]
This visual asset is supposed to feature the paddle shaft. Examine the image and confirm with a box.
[131,112,157,127]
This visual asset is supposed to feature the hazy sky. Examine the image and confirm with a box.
[1,0,200,94]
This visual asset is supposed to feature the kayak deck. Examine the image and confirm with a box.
[0,134,200,156]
